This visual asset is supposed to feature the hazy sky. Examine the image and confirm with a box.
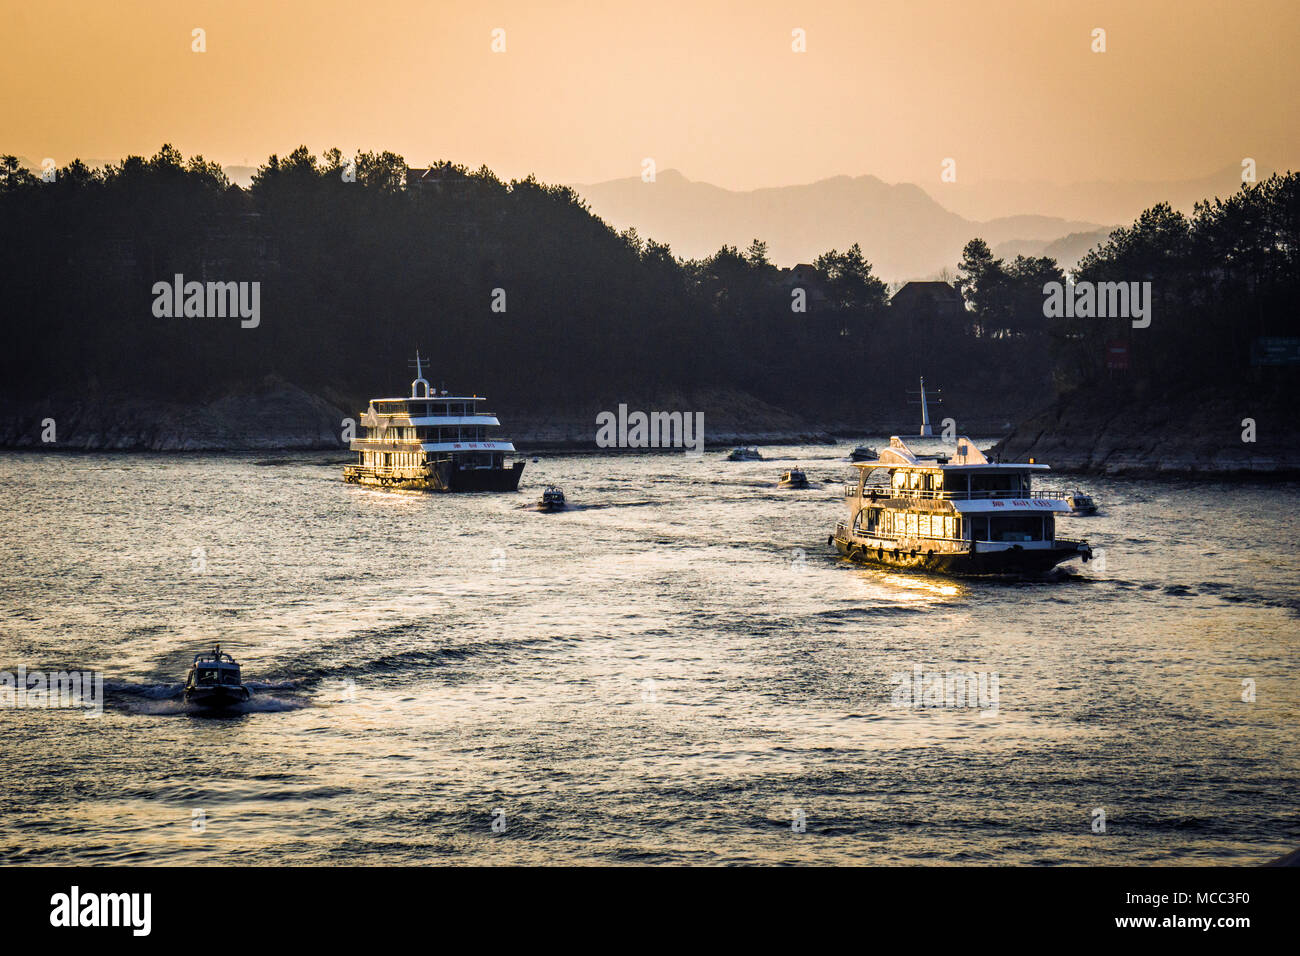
[3,0,1296,189]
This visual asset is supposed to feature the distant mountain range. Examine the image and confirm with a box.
[919,164,1279,225]
[570,164,1285,281]
[569,170,1113,281]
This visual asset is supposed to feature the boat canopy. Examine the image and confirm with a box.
[854,436,1049,472]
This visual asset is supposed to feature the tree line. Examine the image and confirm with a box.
[2,146,1295,420]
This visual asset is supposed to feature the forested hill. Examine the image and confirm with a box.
[1,146,1297,453]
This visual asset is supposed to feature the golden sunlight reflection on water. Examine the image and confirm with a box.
[1,449,1297,864]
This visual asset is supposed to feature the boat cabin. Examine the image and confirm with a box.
[187,649,243,688]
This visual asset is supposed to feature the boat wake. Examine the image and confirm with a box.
[102,679,313,716]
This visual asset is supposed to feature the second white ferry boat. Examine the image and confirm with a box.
[830,435,1093,575]
[343,354,524,492]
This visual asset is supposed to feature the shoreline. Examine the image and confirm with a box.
[6,444,1300,481]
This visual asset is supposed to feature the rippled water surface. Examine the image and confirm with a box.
[2,445,1297,865]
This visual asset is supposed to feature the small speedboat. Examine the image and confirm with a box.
[778,468,809,489]
[1067,492,1098,515]
[538,486,566,511]
[727,447,762,461]
[184,646,251,708]
[849,445,877,462]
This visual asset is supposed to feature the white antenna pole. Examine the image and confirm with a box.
[919,376,932,437]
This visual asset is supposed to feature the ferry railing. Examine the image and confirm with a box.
[843,486,1072,501]
[343,464,431,477]
[351,436,492,446]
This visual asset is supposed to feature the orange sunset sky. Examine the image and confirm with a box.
[2,0,1297,189]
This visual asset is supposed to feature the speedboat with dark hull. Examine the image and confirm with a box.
[849,445,877,462]
[830,436,1092,576]
[184,646,251,708]
[1067,492,1098,515]
[344,353,524,493]
[778,468,810,489]
[727,447,762,461]
[537,486,566,511]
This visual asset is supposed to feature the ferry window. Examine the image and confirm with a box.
[893,472,905,490]
[905,513,918,537]
[196,668,218,684]
[972,475,1016,492]
[988,517,1044,541]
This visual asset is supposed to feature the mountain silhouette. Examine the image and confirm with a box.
[570,170,1109,280]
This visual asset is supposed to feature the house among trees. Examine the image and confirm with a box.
[890,280,967,335]
[775,263,830,310]
[890,281,965,319]
[405,163,472,192]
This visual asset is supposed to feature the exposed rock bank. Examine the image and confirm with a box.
[991,384,1300,476]
[0,382,838,452]
[0,378,348,451]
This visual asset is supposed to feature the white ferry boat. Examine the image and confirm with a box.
[830,436,1093,575]
[343,354,524,492]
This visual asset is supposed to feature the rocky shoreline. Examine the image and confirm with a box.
[7,379,1300,477]
[991,385,1300,477]
[0,380,347,452]
[0,381,845,452]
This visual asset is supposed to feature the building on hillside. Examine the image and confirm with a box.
[889,281,966,333]
[775,263,830,311]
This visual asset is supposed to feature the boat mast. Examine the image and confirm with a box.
[918,377,932,437]
[410,350,432,398]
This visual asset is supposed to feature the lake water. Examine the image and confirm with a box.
[1,444,1297,864]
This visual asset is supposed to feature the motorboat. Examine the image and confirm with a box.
[727,447,762,461]
[538,486,567,511]
[1066,492,1098,515]
[183,646,251,708]
[777,468,810,489]
[849,445,877,462]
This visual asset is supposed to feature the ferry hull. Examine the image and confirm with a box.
[345,460,524,492]
[832,533,1088,576]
